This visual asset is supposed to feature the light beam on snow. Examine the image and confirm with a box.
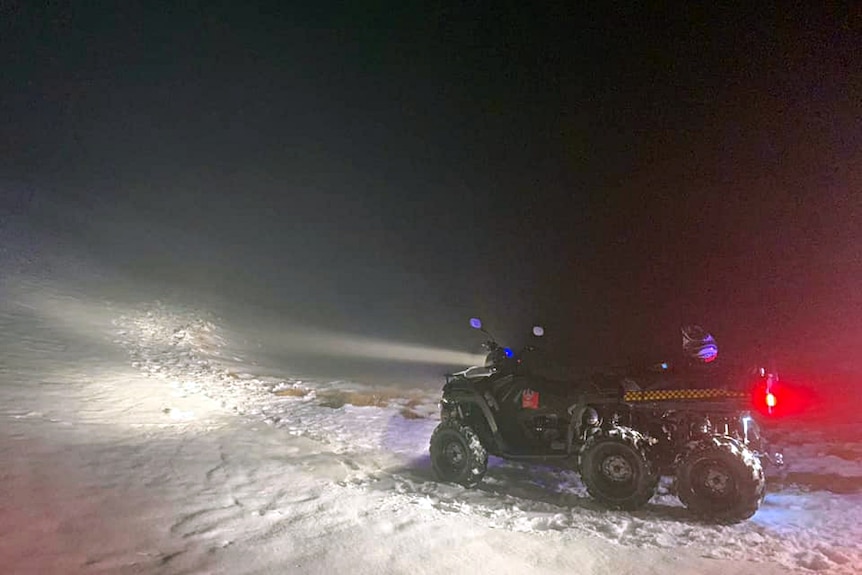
[12,288,224,426]
[18,287,487,378]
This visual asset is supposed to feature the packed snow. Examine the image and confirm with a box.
[1,259,860,573]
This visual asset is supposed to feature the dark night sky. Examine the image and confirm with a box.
[2,2,860,372]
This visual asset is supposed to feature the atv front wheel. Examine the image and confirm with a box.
[429,420,488,487]
[579,427,658,510]
[676,436,765,523]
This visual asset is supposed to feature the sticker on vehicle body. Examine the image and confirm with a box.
[522,389,539,409]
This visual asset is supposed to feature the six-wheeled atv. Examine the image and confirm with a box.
[429,319,783,523]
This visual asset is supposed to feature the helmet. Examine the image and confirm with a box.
[681,325,718,363]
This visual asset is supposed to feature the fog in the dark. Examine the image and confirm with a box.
[2,3,860,385]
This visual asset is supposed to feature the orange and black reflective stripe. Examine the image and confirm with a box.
[623,389,750,402]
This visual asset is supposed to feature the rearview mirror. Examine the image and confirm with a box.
[532,326,544,337]
[469,317,483,330]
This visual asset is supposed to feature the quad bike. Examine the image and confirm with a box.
[429,319,784,523]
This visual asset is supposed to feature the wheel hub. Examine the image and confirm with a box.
[601,454,634,482]
[702,466,732,495]
[444,442,466,467]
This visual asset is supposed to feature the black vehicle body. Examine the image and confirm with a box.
[429,320,783,522]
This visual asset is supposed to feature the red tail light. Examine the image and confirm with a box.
[752,378,815,417]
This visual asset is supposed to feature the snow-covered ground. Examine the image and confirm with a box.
[1,262,860,574]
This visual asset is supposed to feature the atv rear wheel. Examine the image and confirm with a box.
[579,427,658,510]
[676,436,765,523]
[430,420,488,487]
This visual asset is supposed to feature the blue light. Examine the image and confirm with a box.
[660,362,669,370]
[504,348,514,358]
[469,318,483,329]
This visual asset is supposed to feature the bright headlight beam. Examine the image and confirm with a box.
[268,330,487,366]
